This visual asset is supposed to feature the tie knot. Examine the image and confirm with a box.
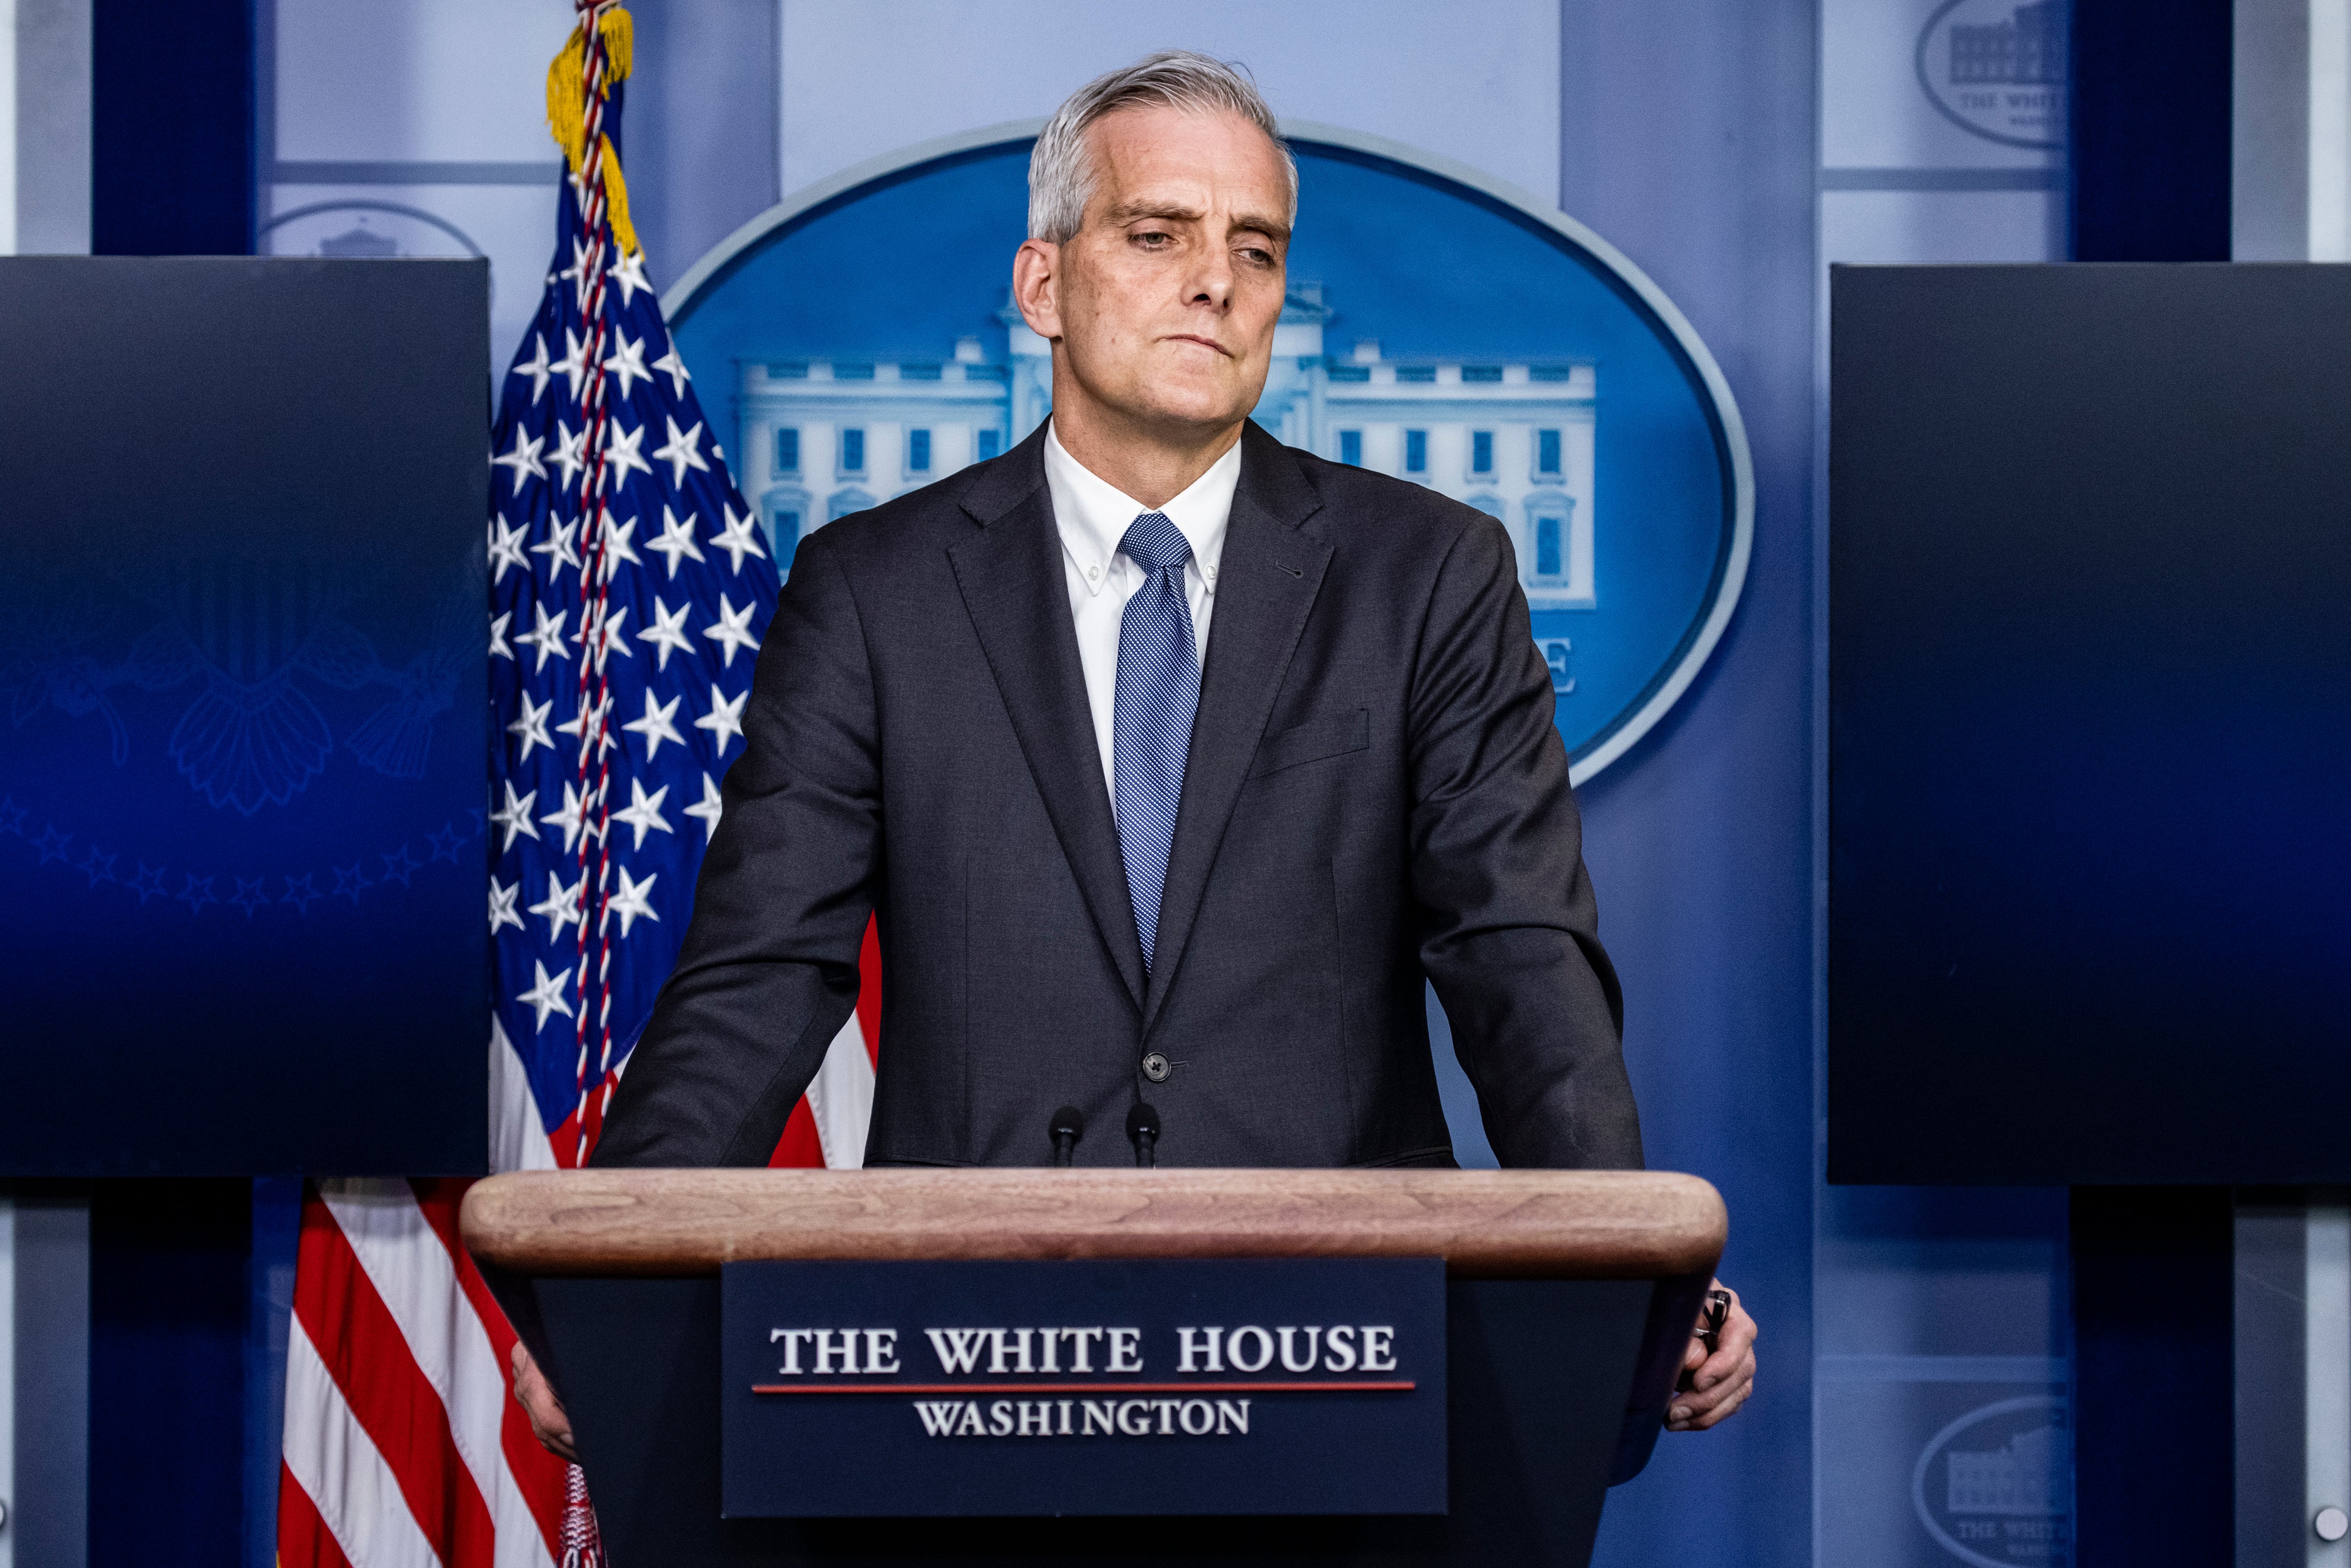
[1120,512,1192,576]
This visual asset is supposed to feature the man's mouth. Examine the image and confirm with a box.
[1166,334,1230,356]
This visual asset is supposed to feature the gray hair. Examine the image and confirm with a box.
[1028,51,1297,244]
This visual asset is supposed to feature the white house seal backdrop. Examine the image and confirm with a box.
[664,122,1753,785]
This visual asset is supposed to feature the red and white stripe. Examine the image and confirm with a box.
[278,1179,570,1567]
[769,916,882,1169]
[292,932,882,1564]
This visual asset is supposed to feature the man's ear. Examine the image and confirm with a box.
[1012,239,1064,341]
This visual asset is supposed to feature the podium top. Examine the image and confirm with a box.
[460,1168,1725,1280]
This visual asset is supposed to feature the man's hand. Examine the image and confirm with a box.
[1668,1279,1756,1432]
[510,1343,577,1461]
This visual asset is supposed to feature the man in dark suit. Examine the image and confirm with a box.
[516,50,1755,1449]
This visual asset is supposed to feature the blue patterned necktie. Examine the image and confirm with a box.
[1113,511,1200,972]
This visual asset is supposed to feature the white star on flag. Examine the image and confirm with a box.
[684,771,725,840]
[488,516,530,582]
[696,683,748,755]
[516,602,569,671]
[704,595,760,667]
[557,326,592,400]
[607,865,659,936]
[491,781,540,852]
[710,504,766,573]
[624,689,686,759]
[490,876,525,934]
[653,345,691,398]
[517,959,574,1031]
[492,427,547,493]
[638,598,694,668]
[612,779,672,849]
[550,421,589,490]
[530,518,583,580]
[511,333,556,402]
[603,330,652,397]
[529,871,584,940]
[539,781,597,853]
[600,514,643,572]
[603,420,653,483]
[508,693,554,761]
[647,506,705,577]
[653,416,711,487]
[608,247,653,307]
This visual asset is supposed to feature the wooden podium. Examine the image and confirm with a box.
[463,1168,1725,1567]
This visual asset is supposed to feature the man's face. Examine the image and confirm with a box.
[1029,104,1291,439]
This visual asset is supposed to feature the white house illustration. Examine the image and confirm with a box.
[735,284,1598,611]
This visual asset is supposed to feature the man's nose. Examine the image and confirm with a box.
[1182,246,1233,309]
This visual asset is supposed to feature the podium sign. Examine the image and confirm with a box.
[721,1258,1448,1517]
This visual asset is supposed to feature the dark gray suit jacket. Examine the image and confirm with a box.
[593,422,1642,1170]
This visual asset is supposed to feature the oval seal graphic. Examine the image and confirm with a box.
[1911,1394,2073,1567]
[1915,0,2070,150]
[664,122,1751,785]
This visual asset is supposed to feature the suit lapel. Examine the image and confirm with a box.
[1143,425,1331,1032]
[947,435,1146,1011]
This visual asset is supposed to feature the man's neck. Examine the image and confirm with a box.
[1046,390,1244,510]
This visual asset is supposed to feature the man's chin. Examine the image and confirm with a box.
[1057,361,1270,445]
[1113,384,1263,441]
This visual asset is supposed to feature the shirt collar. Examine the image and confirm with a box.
[1044,421,1241,597]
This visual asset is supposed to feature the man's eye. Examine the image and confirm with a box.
[1134,230,1172,247]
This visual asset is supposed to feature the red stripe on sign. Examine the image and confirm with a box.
[292,1186,499,1568]
[411,1178,571,1563]
[275,1458,356,1568]
[750,1380,1417,1395]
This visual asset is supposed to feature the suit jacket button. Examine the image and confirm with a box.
[1141,1052,1171,1083]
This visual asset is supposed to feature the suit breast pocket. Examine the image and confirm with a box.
[1248,708,1370,779]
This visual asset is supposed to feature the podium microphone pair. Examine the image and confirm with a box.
[1048,1104,1159,1167]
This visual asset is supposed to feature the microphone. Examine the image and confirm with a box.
[1126,1102,1160,1168]
[1048,1106,1084,1167]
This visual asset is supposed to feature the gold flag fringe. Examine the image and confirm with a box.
[545,5,641,258]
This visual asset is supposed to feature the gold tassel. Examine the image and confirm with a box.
[598,138,641,259]
[544,5,641,257]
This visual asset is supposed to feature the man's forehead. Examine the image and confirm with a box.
[1085,105,1289,205]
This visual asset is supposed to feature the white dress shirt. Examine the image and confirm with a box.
[1043,420,1241,812]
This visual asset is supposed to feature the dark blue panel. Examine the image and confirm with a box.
[720,1259,1447,1518]
[90,1180,251,1566]
[2069,0,2231,261]
[1829,264,2351,1183]
[0,257,490,1174]
[2069,1188,2231,1566]
[93,0,257,257]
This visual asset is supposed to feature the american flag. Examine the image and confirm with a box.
[279,7,878,1562]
